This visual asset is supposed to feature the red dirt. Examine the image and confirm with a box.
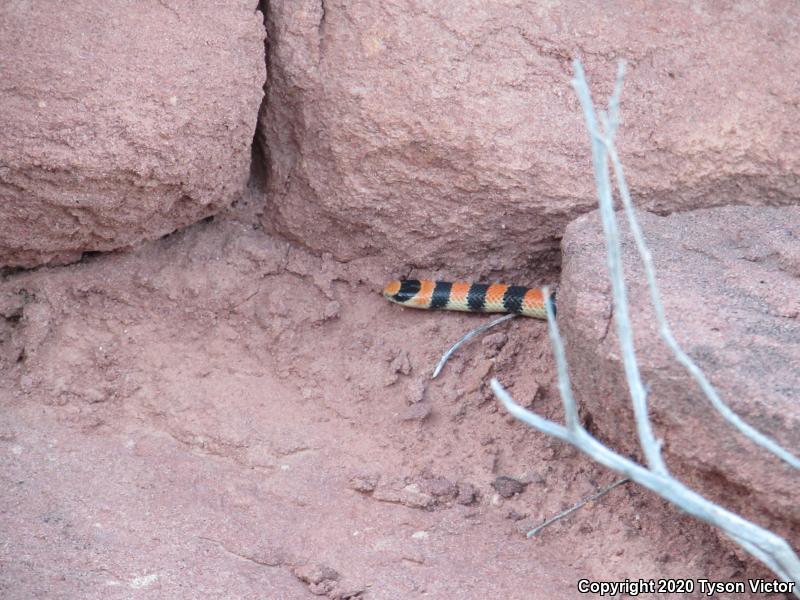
[0,189,777,598]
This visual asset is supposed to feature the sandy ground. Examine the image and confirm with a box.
[0,188,778,599]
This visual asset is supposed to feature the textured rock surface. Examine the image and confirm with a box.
[260,1,800,279]
[559,206,800,539]
[0,1,264,268]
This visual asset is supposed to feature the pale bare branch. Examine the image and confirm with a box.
[492,59,800,592]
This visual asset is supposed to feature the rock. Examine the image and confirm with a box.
[371,482,436,510]
[482,332,508,349]
[482,332,508,358]
[406,379,427,404]
[506,509,528,522]
[398,483,436,510]
[456,482,478,506]
[292,563,340,596]
[389,350,412,376]
[0,1,265,268]
[559,206,800,537]
[349,473,379,494]
[399,402,432,422]
[322,301,341,321]
[492,476,527,498]
[259,1,800,278]
[419,476,457,499]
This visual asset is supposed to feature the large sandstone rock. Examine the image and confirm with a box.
[260,1,800,277]
[559,206,800,538]
[0,1,265,268]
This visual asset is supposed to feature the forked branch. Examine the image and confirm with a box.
[492,59,800,591]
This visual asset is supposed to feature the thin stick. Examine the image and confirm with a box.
[432,314,516,379]
[571,61,668,476]
[527,478,630,538]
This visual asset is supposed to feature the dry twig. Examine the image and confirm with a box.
[527,478,630,538]
[492,59,800,591]
[432,314,516,379]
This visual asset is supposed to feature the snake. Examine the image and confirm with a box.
[382,280,554,319]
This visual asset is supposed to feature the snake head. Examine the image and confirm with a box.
[382,280,402,302]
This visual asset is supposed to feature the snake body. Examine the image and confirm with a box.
[383,280,554,319]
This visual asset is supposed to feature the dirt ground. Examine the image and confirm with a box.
[0,187,779,599]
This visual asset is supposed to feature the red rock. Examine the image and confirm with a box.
[456,482,478,506]
[348,473,380,493]
[420,476,458,499]
[0,1,265,268]
[492,475,528,498]
[399,402,432,422]
[259,1,800,278]
[559,206,800,538]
